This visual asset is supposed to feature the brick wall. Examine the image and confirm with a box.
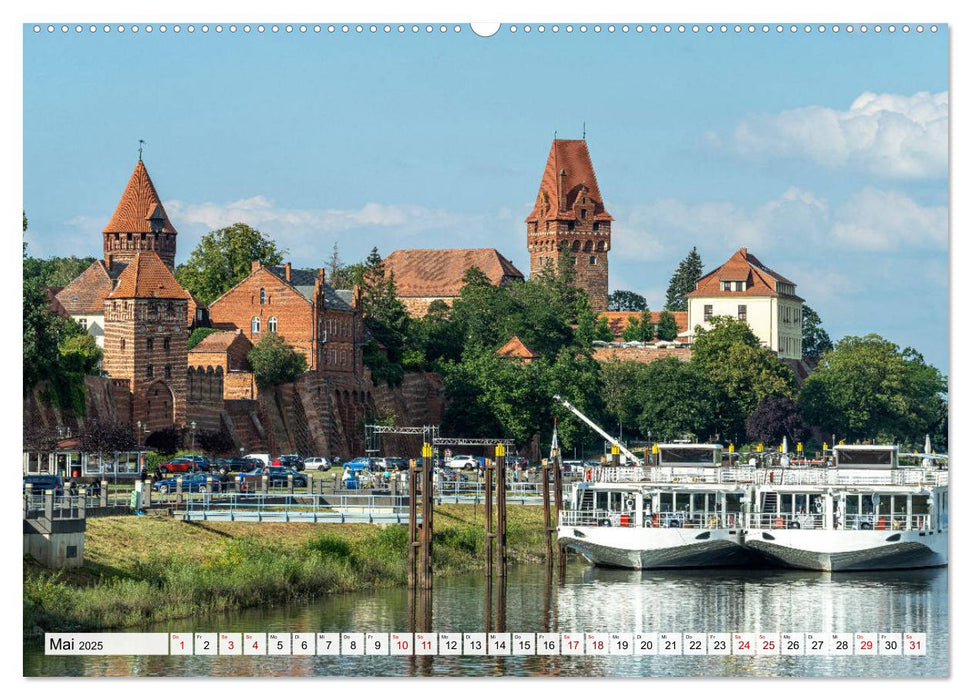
[208,267,317,369]
[317,307,364,378]
[186,366,223,432]
[103,297,188,432]
[527,220,610,312]
[224,371,257,400]
[592,345,692,364]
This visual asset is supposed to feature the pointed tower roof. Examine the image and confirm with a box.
[103,160,177,234]
[527,139,613,222]
[495,336,541,362]
[108,252,191,299]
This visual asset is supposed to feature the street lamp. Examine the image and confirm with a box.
[190,421,197,451]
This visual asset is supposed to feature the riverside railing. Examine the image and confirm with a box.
[559,509,742,529]
[176,492,417,523]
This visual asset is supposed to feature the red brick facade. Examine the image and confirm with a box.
[207,263,364,379]
[526,139,612,312]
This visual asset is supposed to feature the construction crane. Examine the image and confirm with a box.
[553,395,643,466]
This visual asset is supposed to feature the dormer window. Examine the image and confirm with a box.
[580,209,587,220]
[722,282,733,292]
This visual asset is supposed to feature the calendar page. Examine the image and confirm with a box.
[18,0,951,687]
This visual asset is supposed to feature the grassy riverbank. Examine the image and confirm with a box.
[23,505,549,636]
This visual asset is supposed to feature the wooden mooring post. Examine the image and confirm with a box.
[495,443,508,578]
[542,458,554,561]
[419,442,434,590]
[552,450,565,573]
[408,458,419,589]
[484,457,494,580]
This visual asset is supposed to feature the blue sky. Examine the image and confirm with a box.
[23,24,949,370]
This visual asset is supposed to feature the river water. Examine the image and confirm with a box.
[24,562,947,678]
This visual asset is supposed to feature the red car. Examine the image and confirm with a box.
[157,457,196,474]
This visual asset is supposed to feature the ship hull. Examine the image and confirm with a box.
[743,529,948,572]
[557,525,756,569]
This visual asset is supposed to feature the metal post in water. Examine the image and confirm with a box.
[420,441,434,590]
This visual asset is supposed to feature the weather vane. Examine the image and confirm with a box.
[138,139,146,161]
[582,121,586,140]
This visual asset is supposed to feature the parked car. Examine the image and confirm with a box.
[446,455,478,470]
[181,454,212,471]
[243,453,271,466]
[386,457,409,471]
[303,457,331,470]
[157,457,198,474]
[153,474,221,494]
[236,467,308,492]
[342,457,375,470]
[23,474,65,495]
[272,454,304,471]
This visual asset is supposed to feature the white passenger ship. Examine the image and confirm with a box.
[557,443,947,572]
[743,445,948,572]
[557,444,762,569]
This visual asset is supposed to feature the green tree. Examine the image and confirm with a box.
[601,360,648,437]
[359,247,410,385]
[23,277,64,393]
[638,308,654,342]
[664,246,704,311]
[745,396,806,446]
[656,310,679,341]
[175,223,286,305]
[23,255,97,288]
[691,316,796,440]
[636,358,715,441]
[594,315,614,342]
[608,290,647,312]
[247,332,308,388]
[621,316,641,342]
[799,335,947,444]
[802,304,834,362]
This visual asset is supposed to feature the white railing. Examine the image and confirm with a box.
[559,509,742,529]
[749,512,934,531]
[587,466,947,488]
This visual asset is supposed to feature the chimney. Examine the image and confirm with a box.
[105,253,113,269]
[558,168,567,211]
[285,262,292,282]
[318,267,325,284]
[251,260,261,273]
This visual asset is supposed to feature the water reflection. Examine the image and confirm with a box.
[25,562,946,678]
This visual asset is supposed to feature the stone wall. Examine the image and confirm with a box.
[186,366,224,432]
[592,345,693,364]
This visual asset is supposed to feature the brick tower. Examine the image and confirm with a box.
[102,252,190,434]
[102,159,178,269]
[526,139,613,311]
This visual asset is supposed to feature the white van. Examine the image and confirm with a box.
[244,453,271,466]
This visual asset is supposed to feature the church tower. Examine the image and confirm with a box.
[525,139,612,312]
[102,159,178,269]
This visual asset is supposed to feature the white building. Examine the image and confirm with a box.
[686,247,804,360]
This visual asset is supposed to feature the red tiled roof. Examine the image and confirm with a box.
[46,287,68,317]
[103,160,177,234]
[189,330,250,354]
[600,311,688,338]
[495,336,540,360]
[55,260,115,314]
[384,248,524,298]
[108,252,191,299]
[688,248,802,301]
[526,139,613,223]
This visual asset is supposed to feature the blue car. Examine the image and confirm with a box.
[342,457,374,471]
[153,474,221,494]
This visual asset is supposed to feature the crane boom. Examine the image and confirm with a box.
[553,395,643,466]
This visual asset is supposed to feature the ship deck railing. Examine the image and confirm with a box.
[589,466,947,487]
[559,509,742,529]
[748,512,934,531]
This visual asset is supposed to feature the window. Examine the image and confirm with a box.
[703,305,713,322]
[120,338,126,351]
[196,309,203,321]
[268,316,278,333]
[146,364,154,378]
[164,365,171,379]
[571,256,577,266]
[593,222,599,231]
[589,256,597,265]
[568,221,575,231]
[259,288,266,305]
[738,305,747,322]
[146,338,154,351]
[163,337,170,351]
[722,281,733,292]
[581,209,587,220]
[79,317,87,330]
[735,281,745,291]
[252,316,261,334]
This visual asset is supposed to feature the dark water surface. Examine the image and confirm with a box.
[24,563,947,677]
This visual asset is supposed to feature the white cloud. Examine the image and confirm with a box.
[831,187,948,250]
[728,91,948,178]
